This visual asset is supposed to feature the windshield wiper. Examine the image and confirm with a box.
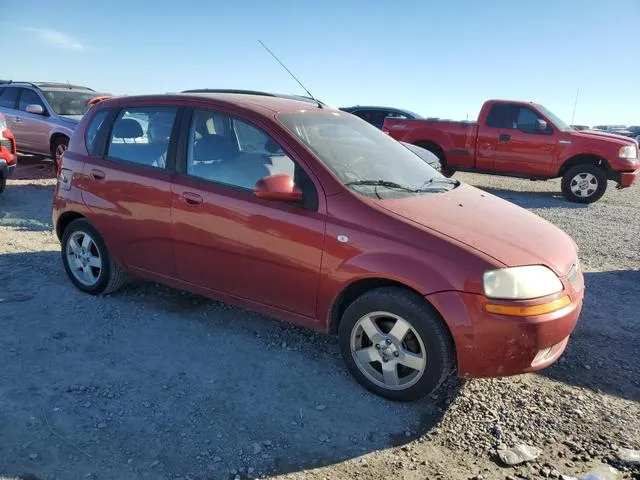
[345,180,419,192]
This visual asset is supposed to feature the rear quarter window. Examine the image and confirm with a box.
[84,109,110,156]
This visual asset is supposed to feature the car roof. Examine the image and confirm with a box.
[101,92,332,115]
[0,80,94,91]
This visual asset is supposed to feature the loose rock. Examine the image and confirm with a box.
[497,445,541,466]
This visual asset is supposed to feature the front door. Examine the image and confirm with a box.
[492,104,558,176]
[170,107,326,318]
[80,104,180,277]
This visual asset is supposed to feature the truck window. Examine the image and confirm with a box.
[516,108,542,134]
[485,104,517,128]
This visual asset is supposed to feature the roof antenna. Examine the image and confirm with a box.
[258,40,323,108]
[66,79,72,90]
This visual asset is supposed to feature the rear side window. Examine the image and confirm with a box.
[106,107,178,169]
[0,87,19,108]
[485,104,518,128]
[84,109,110,156]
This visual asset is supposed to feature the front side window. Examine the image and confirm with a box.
[18,89,45,112]
[106,107,177,169]
[277,110,452,199]
[186,109,297,190]
[0,87,19,109]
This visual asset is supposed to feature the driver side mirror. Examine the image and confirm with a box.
[26,104,45,115]
[535,119,548,132]
[254,174,303,203]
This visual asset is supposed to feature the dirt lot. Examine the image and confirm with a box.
[1,157,639,480]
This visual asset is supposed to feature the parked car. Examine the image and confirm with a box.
[0,81,110,167]
[383,100,639,203]
[400,141,442,172]
[340,106,423,129]
[53,91,584,402]
[570,125,590,131]
[0,113,17,193]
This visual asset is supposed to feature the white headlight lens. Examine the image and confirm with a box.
[483,265,563,300]
[619,145,637,159]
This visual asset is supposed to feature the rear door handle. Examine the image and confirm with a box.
[499,133,511,142]
[89,169,105,180]
[181,192,203,205]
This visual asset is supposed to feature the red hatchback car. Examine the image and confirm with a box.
[52,92,584,401]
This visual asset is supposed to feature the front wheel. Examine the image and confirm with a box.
[0,173,5,194]
[61,219,127,295]
[561,165,607,203]
[338,287,455,402]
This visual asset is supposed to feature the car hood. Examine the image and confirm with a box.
[570,129,637,146]
[373,184,578,275]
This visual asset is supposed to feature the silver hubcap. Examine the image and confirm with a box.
[350,311,427,391]
[56,143,67,164]
[570,172,598,198]
[66,231,102,286]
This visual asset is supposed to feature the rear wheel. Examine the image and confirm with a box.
[561,164,607,203]
[338,287,455,402]
[61,219,127,295]
[52,136,69,170]
[0,173,6,194]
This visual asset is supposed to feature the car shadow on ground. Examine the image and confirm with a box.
[0,249,461,480]
[539,269,640,403]
[480,187,588,210]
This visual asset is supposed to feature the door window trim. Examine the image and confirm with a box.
[175,106,320,212]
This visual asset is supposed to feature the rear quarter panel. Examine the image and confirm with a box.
[383,118,477,168]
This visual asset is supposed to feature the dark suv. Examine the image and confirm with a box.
[0,81,108,166]
[52,91,583,401]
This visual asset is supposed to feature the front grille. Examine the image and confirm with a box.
[0,138,14,154]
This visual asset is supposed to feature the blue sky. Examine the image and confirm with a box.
[4,0,639,125]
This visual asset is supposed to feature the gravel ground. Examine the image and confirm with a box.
[0,158,638,480]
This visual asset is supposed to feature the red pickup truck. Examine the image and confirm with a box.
[383,100,640,203]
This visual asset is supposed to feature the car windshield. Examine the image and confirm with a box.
[277,110,453,198]
[535,104,572,132]
[42,89,103,116]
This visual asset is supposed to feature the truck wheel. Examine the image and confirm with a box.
[338,287,455,402]
[561,165,607,203]
[416,143,455,178]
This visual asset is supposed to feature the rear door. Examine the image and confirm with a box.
[15,88,50,154]
[81,104,181,277]
[169,106,326,318]
[0,87,21,136]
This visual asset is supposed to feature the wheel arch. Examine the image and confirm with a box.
[328,277,450,338]
[558,154,612,178]
[50,132,70,158]
[55,211,85,240]
[413,140,446,163]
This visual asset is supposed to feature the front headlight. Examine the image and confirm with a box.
[619,145,638,159]
[483,265,563,300]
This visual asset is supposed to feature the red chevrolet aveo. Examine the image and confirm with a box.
[52,92,584,401]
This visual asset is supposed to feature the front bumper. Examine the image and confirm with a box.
[618,168,639,188]
[427,274,584,378]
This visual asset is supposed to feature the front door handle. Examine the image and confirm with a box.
[182,192,203,206]
[14,116,22,123]
[89,169,105,180]
[499,133,511,142]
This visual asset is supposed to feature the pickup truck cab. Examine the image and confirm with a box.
[383,100,640,203]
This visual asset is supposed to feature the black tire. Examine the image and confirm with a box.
[0,173,5,194]
[60,218,127,295]
[561,164,607,204]
[338,287,455,402]
[51,136,69,170]
[416,143,455,178]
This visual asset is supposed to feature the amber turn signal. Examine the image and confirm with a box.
[485,295,571,316]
